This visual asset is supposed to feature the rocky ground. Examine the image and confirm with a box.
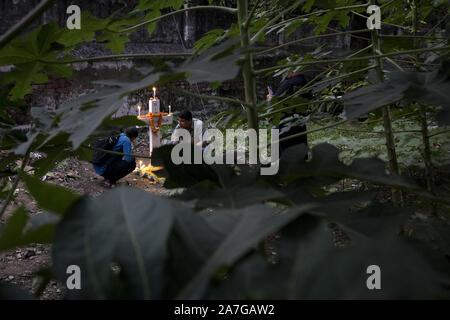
[0,135,170,299]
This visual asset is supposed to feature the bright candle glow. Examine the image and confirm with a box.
[152,86,156,99]
[137,105,141,117]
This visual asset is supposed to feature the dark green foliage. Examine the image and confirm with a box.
[344,65,450,124]
[0,0,449,300]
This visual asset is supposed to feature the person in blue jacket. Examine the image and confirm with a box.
[94,127,138,186]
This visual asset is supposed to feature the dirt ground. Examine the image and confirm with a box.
[0,136,170,299]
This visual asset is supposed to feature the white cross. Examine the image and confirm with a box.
[138,99,173,157]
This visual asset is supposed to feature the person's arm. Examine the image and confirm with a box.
[122,138,134,162]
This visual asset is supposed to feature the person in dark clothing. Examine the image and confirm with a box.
[269,72,310,154]
[93,127,138,186]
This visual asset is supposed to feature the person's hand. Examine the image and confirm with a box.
[267,86,273,101]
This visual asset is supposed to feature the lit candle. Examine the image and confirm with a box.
[137,104,141,117]
[139,160,143,169]
[168,104,171,114]
[152,86,156,99]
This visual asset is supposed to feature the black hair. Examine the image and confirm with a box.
[178,110,192,120]
[125,127,138,139]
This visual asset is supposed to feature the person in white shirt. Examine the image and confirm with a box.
[170,110,207,147]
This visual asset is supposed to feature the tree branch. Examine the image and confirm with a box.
[114,6,238,34]
[0,0,56,49]
[254,45,450,75]
[41,53,193,64]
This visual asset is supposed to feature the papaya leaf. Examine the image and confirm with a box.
[0,283,33,300]
[178,39,241,83]
[57,11,109,51]
[96,32,130,54]
[174,203,317,299]
[175,165,284,209]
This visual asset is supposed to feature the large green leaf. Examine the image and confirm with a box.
[343,68,450,123]
[1,62,48,100]
[0,207,57,251]
[172,203,316,299]
[155,152,284,209]
[276,143,419,191]
[12,71,162,153]
[0,283,33,300]
[96,32,130,54]
[52,187,178,299]
[178,39,241,83]
[0,22,72,100]
[21,173,79,215]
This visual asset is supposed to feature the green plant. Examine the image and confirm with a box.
[0,0,449,299]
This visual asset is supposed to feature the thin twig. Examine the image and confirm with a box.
[254,45,450,74]
[257,29,371,55]
[166,85,249,107]
[267,45,373,111]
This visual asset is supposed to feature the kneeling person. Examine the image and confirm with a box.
[94,127,138,186]
[170,110,207,147]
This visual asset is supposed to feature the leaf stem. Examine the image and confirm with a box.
[257,29,371,55]
[238,0,259,131]
[254,45,450,75]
